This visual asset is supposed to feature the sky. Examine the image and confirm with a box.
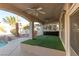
[0,10,29,35]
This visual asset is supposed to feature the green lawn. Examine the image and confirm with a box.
[22,35,65,51]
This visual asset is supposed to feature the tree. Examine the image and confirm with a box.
[23,25,29,30]
[3,16,17,26]
[3,16,19,36]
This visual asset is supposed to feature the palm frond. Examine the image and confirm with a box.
[3,16,18,26]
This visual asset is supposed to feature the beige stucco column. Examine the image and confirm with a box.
[29,21,34,39]
[64,4,70,56]
[40,23,44,35]
[59,3,70,56]
[65,12,70,56]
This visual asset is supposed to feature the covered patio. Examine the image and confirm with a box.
[0,3,76,56]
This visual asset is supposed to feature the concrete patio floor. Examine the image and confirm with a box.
[0,37,31,56]
[0,37,65,56]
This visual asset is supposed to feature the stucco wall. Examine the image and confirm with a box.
[63,3,79,56]
[59,11,65,44]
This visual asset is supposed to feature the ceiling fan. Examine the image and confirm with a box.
[26,7,46,16]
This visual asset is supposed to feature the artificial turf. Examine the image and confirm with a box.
[22,35,65,51]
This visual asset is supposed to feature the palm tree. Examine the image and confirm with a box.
[3,16,19,37]
[3,16,17,26]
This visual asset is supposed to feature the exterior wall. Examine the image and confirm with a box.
[63,3,79,56]
[63,3,74,56]
[69,4,79,56]
[43,23,59,31]
[36,23,43,36]
[59,10,65,45]
[67,4,79,56]
[34,22,43,36]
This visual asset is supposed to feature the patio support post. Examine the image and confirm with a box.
[30,21,34,39]
[64,4,70,56]
[40,23,44,35]
[32,21,34,39]
[16,23,19,37]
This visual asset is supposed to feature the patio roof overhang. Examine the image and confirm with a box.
[0,4,40,22]
[0,3,65,24]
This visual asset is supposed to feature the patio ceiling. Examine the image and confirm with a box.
[11,3,64,24]
[0,3,39,22]
[0,3,65,24]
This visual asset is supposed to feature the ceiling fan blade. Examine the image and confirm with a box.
[27,8,34,10]
[27,8,31,9]
[37,7,43,10]
[26,7,46,16]
[38,11,46,14]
